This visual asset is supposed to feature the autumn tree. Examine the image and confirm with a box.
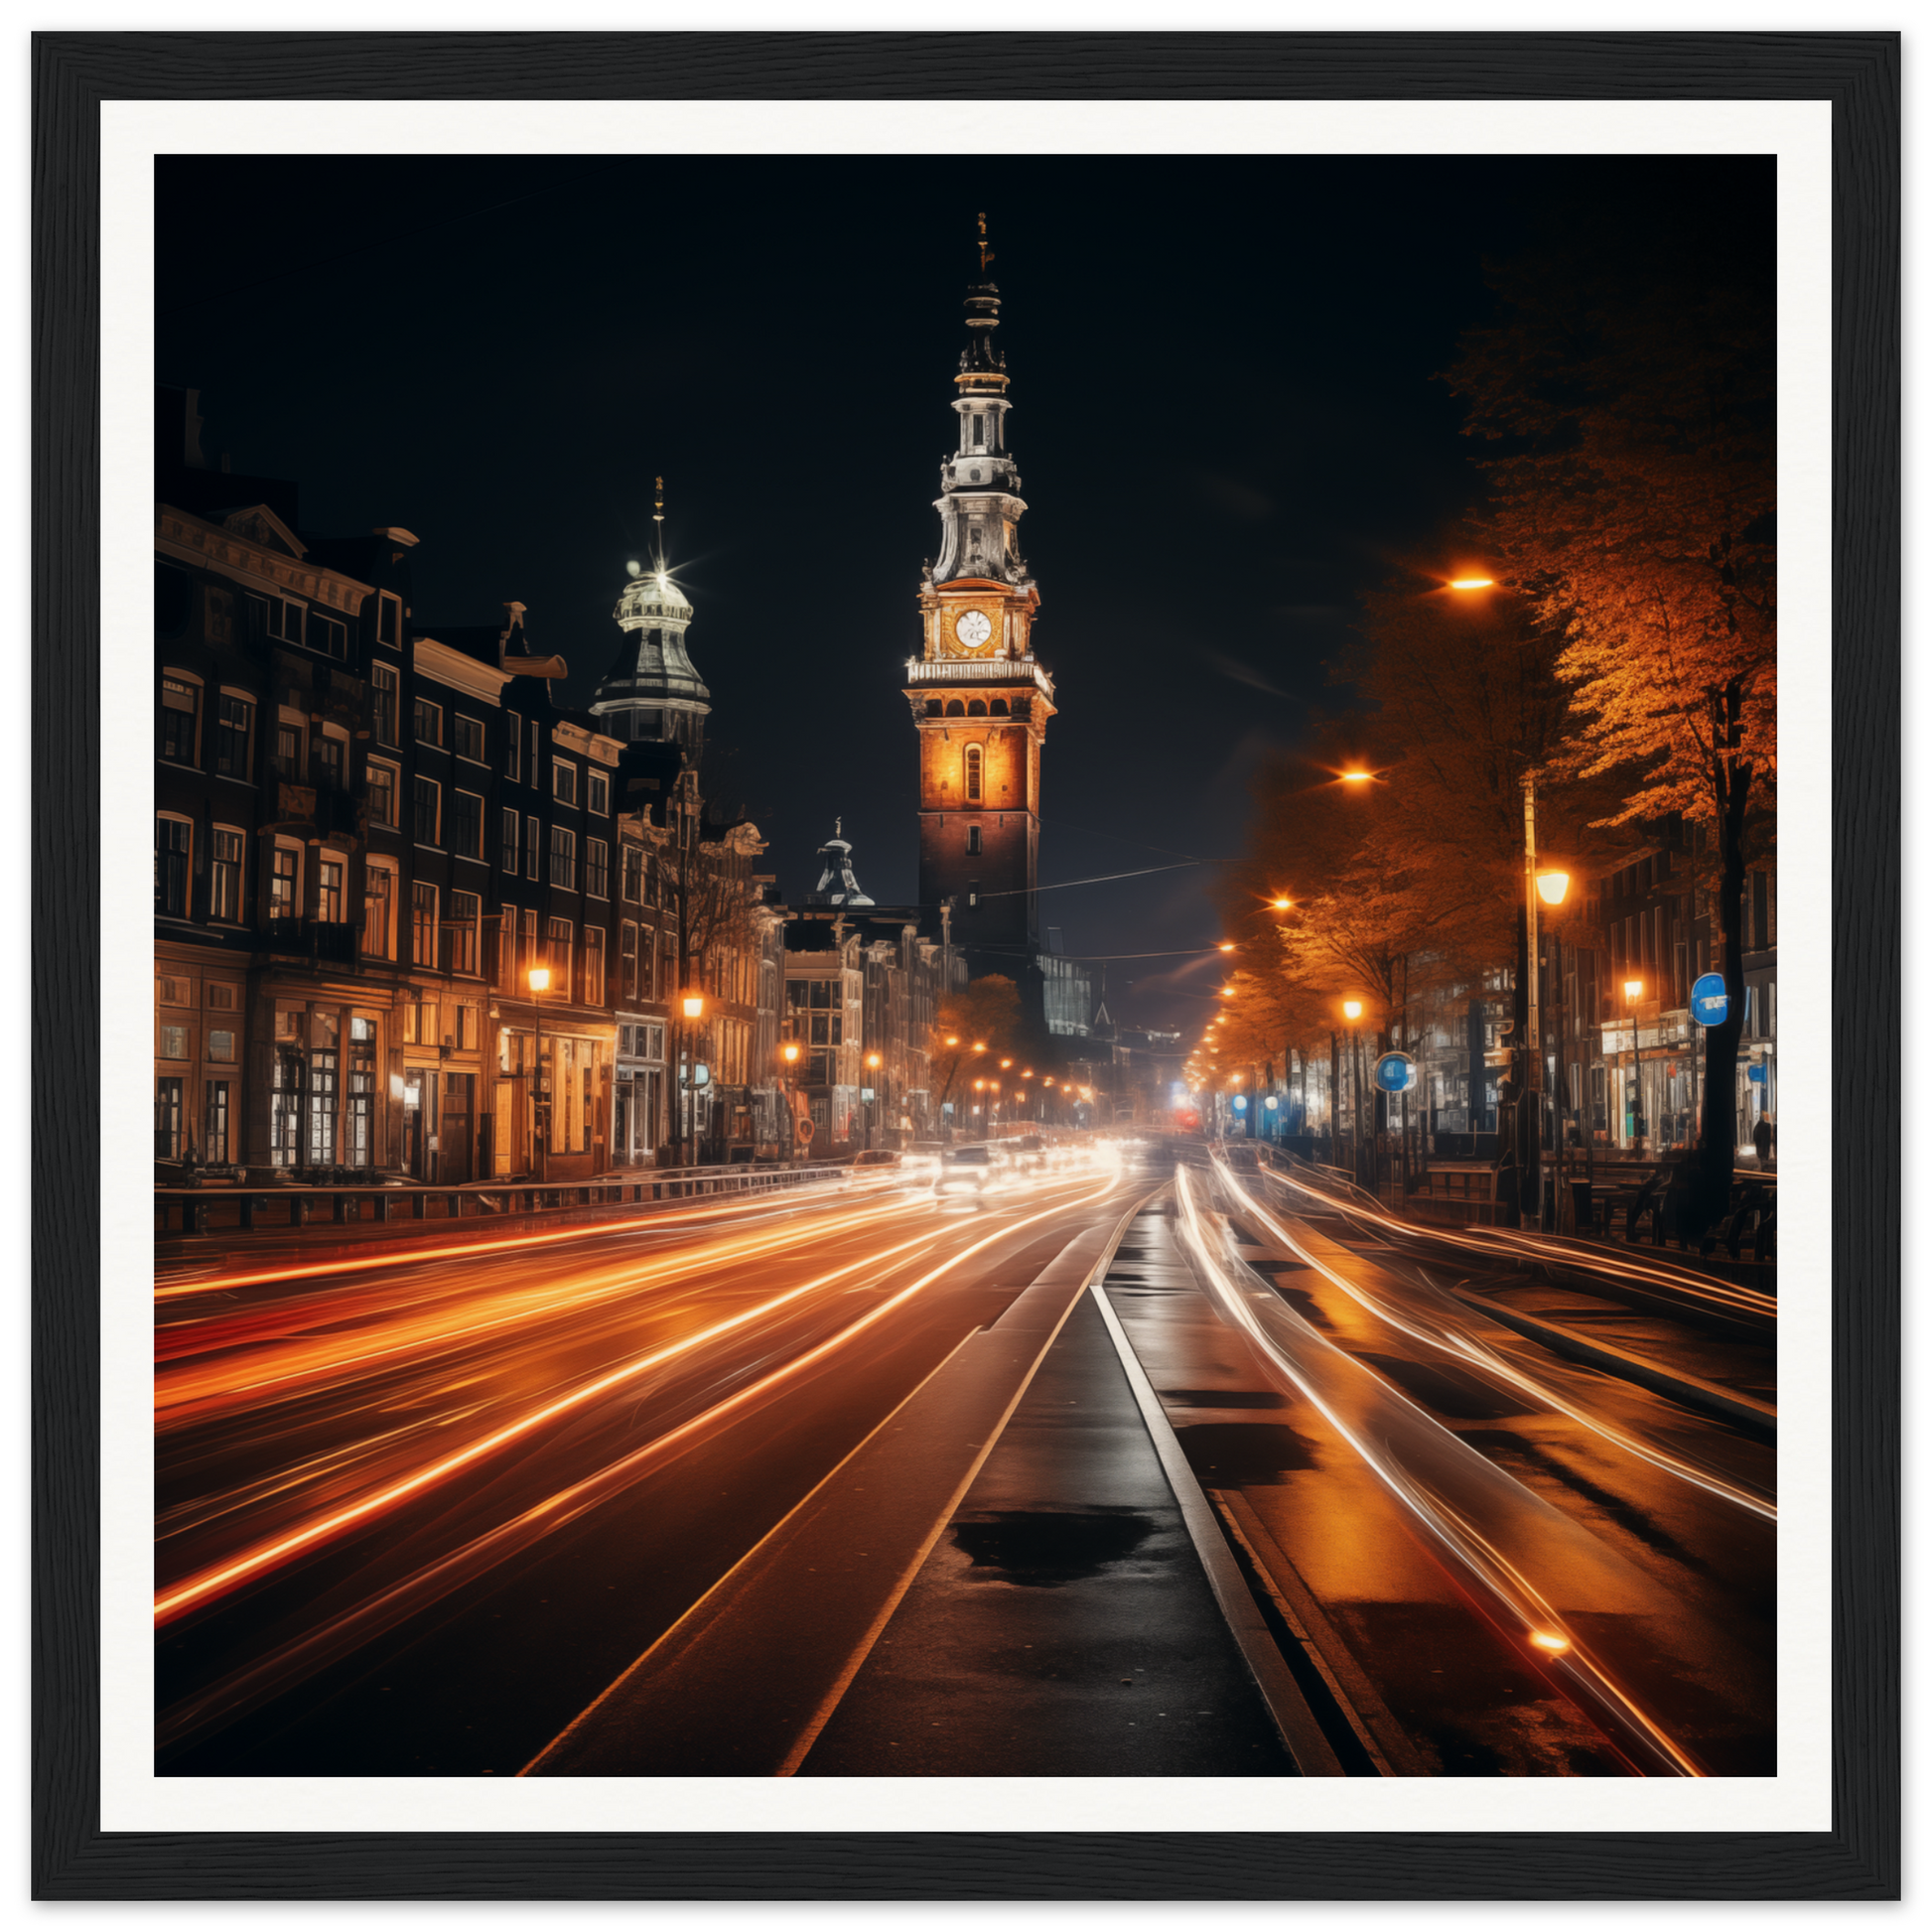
[1449,225,1775,1207]
[928,975,1024,1115]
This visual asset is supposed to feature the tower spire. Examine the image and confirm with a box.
[977,210,994,274]
[652,475,665,572]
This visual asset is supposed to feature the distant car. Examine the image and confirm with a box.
[851,1149,900,1168]
[935,1144,993,1206]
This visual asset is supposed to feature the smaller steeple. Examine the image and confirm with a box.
[589,479,712,753]
[805,820,874,906]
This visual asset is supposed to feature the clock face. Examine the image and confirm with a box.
[952,609,995,653]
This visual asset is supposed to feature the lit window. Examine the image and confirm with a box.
[546,917,573,1000]
[583,926,606,1006]
[208,829,244,921]
[269,845,299,920]
[317,858,345,925]
[964,745,983,802]
[412,882,438,965]
[361,866,393,959]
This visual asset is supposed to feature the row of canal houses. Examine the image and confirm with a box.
[152,388,962,1184]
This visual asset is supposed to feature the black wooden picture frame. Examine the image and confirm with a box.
[32,30,1899,1900]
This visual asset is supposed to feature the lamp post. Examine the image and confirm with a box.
[865,1049,883,1151]
[1536,868,1572,1228]
[781,1040,801,1167]
[678,990,705,1169]
[1622,978,1645,1155]
[527,965,550,1185]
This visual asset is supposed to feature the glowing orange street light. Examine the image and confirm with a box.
[1022,1067,1034,1077]
[1536,870,1572,907]
[1000,1057,1013,1069]
[1271,897,1292,910]
[1340,770,1373,784]
[681,993,705,1021]
[1219,987,1235,1000]
[781,1042,800,1065]
[1218,941,1235,952]
[1343,999,1364,1022]
[1623,979,1644,1003]
[945,1035,960,1047]
[1230,1072,1243,1085]
[973,1041,988,1054]
[866,1051,883,1070]
[1529,1632,1571,1653]
[527,966,551,1183]
[973,1078,986,1091]
[1449,576,1496,591]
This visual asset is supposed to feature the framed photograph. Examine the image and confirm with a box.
[34,29,1897,1900]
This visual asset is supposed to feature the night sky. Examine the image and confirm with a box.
[155,153,1765,1034]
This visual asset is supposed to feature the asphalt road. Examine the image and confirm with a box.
[153,1138,1777,1780]
[156,1154,1145,1775]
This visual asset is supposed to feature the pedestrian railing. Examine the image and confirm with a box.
[155,1162,851,1237]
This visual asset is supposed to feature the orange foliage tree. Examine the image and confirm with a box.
[928,975,1023,1114]
[1449,234,1774,1200]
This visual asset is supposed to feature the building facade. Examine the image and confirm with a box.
[155,394,785,1182]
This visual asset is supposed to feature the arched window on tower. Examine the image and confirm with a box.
[964,745,983,802]
[967,699,987,718]
[944,700,965,718]
[989,698,1009,717]
[924,698,941,717]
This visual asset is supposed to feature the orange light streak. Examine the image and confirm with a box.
[154,1172,1117,1626]
[157,1174,897,1300]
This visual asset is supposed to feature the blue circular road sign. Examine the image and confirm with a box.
[1374,1052,1417,1094]
[1691,973,1729,1026]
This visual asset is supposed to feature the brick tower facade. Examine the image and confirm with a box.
[904,221,1056,965]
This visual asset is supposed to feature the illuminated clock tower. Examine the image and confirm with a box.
[905,220,1056,960]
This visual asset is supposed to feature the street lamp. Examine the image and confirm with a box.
[1536,869,1574,1224]
[865,1049,883,1151]
[1621,980,1644,1153]
[527,965,550,1184]
[781,1040,802,1165]
[676,990,705,1169]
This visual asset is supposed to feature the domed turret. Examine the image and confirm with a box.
[589,480,712,754]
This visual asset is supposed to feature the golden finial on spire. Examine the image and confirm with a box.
[977,211,994,273]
